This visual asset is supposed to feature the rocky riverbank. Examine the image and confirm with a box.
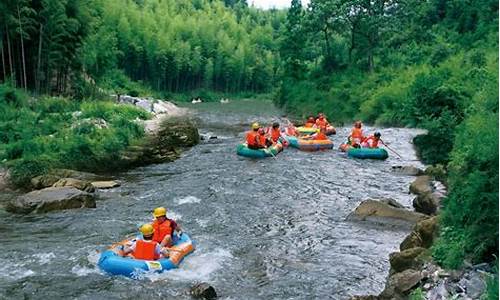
[3,95,199,214]
[350,165,494,300]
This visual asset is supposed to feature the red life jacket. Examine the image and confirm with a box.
[313,132,328,140]
[362,136,379,148]
[132,240,159,260]
[152,219,174,244]
[315,118,329,129]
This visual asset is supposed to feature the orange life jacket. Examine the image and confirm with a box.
[246,131,259,147]
[285,126,298,136]
[313,132,328,140]
[315,118,329,129]
[304,122,315,128]
[152,219,173,244]
[350,128,364,140]
[132,240,159,260]
[268,128,281,142]
[362,136,379,148]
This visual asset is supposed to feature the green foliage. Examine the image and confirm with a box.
[409,288,425,300]
[0,84,151,186]
[481,263,499,300]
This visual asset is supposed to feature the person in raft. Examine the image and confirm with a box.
[266,122,289,146]
[246,123,266,149]
[122,224,169,260]
[315,113,329,129]
[348,121,365,148]
[151,207,182,247]
[258,128,273,147]
[361,132,383,148]
[304,116,316,128]
[304,127,328,140]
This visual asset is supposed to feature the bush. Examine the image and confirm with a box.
[8,159,49,187]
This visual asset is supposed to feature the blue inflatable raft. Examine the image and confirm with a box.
[98,233,195,278]
[236,142,283,158]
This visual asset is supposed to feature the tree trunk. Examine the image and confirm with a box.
[17,4,27,90]
[6,25,14,87]
[36,24,43,94]
[1,35,6,81]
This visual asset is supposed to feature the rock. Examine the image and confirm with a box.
[427,282,450,300]
[52,178,95,193]
[348,199,428,225]
[414,216,438,248]
[391,165,424,176]
[31,174,61,189]
[6,187,96,214]
[461,272,487,299]
[380,269,423,299]
[379,198,406,209]
[389,247,426,273]
[135,99,153,112]
[190,283,217,299]
[350,296,379,300]
[413,193,439,215]
[91,181,120,189]
[400,231,424,250]
[119,95,139,105]
[410,176,433,195]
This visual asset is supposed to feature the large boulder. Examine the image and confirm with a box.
[380,269,423,299]
[391,166,424,176]
[409,176,433,195]
[389,247,426,273]
[348,199,428,226]
[413,193,439,215]
[52,178,95,193]
[400,217,438,250]
[6,186,96,214]
[48,169,106,181]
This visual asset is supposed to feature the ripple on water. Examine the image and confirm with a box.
[175,195,202,205]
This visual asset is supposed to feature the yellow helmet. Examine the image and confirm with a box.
[251,122,260,130]
[153,207,167,218]
[140,224,154,236]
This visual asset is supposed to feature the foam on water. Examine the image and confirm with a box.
[146,248,233,282]
[175,195,202,205]
[0,259,35,280]
[33,252,56,265]
[71,265,101,276]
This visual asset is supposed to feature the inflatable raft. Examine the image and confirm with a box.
[286,136,333,151]
[296,126,335,136]
[98,233,194,278]
[236,142,283,158]
[340,144,388,160]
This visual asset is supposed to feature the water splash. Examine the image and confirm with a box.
[175,196,202,205]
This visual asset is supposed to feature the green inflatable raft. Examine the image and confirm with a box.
[236,142,283,158]
[347,147,388,160]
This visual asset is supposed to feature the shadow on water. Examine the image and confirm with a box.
[0,99,426,299]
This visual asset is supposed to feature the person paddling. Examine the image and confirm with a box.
[151,207,182,247]
[361,132,382,148]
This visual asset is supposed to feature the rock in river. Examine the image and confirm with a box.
[391,165,424,176]
[6,186,96,214]
[348,199,428,226]
[190,282,217,299]
[52,178,95,193]
[91,180,121,189]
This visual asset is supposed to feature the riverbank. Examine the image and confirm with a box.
[0,85,199,213]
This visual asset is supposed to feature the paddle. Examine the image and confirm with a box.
[381,139,403,159]
[265,146,278,160]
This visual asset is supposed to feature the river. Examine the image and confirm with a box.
[0,99,425,299]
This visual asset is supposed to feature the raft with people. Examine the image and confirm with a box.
[236,142,283,158]
[286,136,333,151]
[98,232,194,278]
[340,143,389,160]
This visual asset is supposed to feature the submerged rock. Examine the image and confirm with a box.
[190,282,217,299]
[348,199,428,226]
[6,186,96,214]
[52,178,95,193]
[391,165,424,176]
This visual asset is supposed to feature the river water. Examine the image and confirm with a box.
[0,100,425,299]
